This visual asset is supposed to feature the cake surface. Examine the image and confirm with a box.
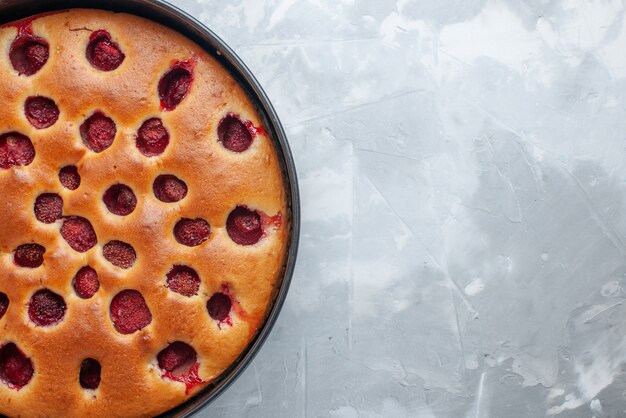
[0,9,288,418]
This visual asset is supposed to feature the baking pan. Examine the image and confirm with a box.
[0,1,300,416]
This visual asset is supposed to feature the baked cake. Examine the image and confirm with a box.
[0,9,288,418]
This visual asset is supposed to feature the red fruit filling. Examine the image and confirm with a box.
[59,165,81,190]
[226,206,262,246]
[61,216,97,253]
[86,30,125,71]
[14,243,45,268]
[157,342,203,394]
[79,358,101,390]
[173,218,210,247]
[103,184,137,216]
[0,293,8,320]
[166,265,200,297]
[218,115,253,153]
[73,266,99,299]
[157,341,196,375]
[34,193,63,224]
[0,132,35,169]
[136,118,169,157]
[80,112,116,153]
[207,292,231,322]
[24,96,59,129]
[9,34,49,76]
[109,289,151,334]
[102,240,136,269]
[28,289,66,326]
[158,63,193,110]
[0,343,33,388]
[153,174,187,203]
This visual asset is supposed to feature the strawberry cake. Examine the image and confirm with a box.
[0,8,288,418]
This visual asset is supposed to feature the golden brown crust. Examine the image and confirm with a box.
[0,9,288,418]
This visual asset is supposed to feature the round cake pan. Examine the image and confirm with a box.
[0,1,300,416]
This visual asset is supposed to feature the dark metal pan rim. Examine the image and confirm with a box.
[0,1,300,417]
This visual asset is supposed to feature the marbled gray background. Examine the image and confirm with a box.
[170,0,626,416]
